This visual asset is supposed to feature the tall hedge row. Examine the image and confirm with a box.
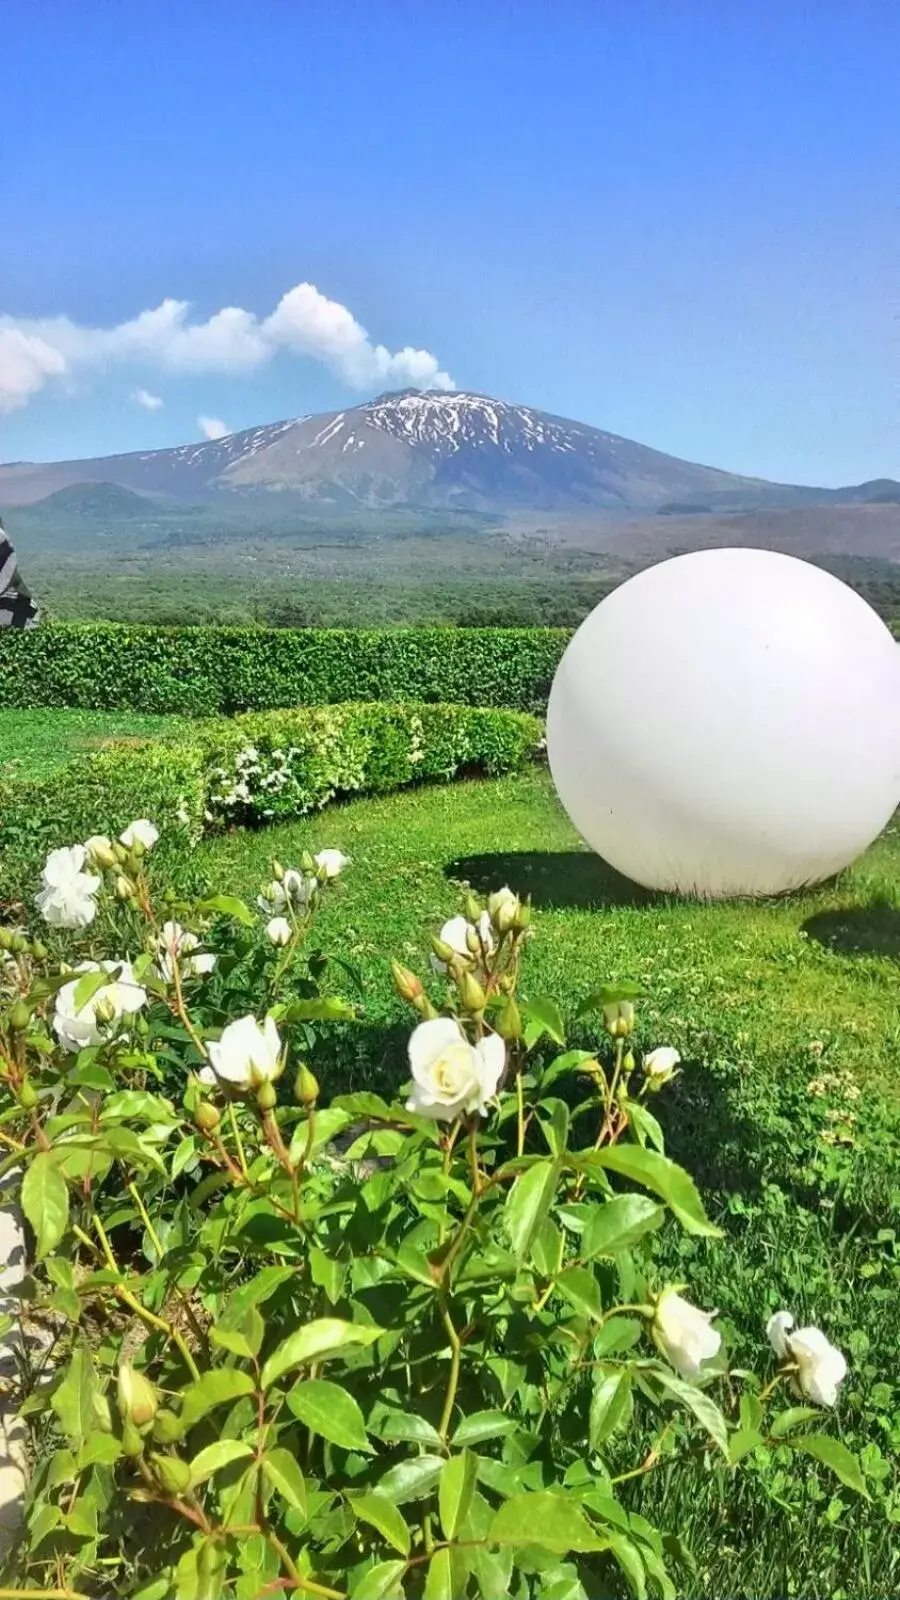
[0,623,569,715]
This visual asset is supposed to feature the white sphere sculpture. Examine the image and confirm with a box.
[547,548,900,898]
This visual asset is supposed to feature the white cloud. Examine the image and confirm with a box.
[132,387,164,411]
[0,326,69,412]
[198,415,231,440]
[0,283,454,412]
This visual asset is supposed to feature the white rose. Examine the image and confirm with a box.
[653,1288,722,1379]
[53,960,148,1053]
[157,921,216,982]
[83,833,114,861]
[643,1047,681,1084]
[406,1017,505,1122]
[257,871,316,916]
[119,819,159,851]
[766,1311,847,1407]
[207,1016,283,1090]
[266,917,293,947]
[196,1065,218,1087]
[487,884,520,932]
[430,912,494,974]
[35,845,101,929]
[314,849,351,879]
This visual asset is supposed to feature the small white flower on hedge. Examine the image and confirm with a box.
[406,1017,505,1121]
[53,960,148,1052]
[157,921,216,982]
[120,819,159,852]
[315,849,351,879]
[653,1288,722,1379]
[266,916,292,947]
[766,1311,847,1407]
[643,1047,681,1085]
[35,845,101,929]
[207,1015,283,1090]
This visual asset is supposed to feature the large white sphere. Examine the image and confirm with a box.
[547,548,900,898]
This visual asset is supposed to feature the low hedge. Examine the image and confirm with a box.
[0,700,542,898]
[0,621,569,715]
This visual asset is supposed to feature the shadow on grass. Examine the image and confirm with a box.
[802,903,900,959]
[445,850,661,910]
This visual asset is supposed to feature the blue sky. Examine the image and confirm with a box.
[1,0,896,484]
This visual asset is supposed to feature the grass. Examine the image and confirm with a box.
[0,707,185,780]
[187,766,900,1599]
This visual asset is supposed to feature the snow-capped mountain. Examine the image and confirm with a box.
[0,390,893,511]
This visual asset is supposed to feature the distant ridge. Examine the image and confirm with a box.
[1,389,895,513]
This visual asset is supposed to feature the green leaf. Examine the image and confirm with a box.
[423,1548,453,1600]
[531,1216,563,1278]
[225,1264,294,1318]
[375,1412,443,1449]
[211,1306,264,1360]
[589,1372,633,1449]
[575,1146,722,1238]
[580,1195,664,1258]
[73,964,122,1013]
[490,1491,608,1553]
[439,1449,477,1540]
[197,893,254,926]
[557,1265,604,1322]
[577,981,647,1018]
[522,996,566,1044]
[22,1151,69,1259]
[179,1368,255,1433]
[606,1532,648,1600]
[352,1492,411,1557]
[51,1343,109,1441]
[452,1410,519,1446]
[728,1428,763,1465]
[190,1439,253,1485]
[261,1318,383,1390]
[793,1434,870,1497]
[768,1406,822,1440]
[262,1447,308,1515]
[287,1379,371,1453]
[283,997,355,1023]
[505,1158,561,1262]
[626,1102,665,1154]
[350,1561,406,1600]
[377,1454,445,1505]
[541,1049,597,1089]
[29,1501,62,1550]
[654,1370,729,1455]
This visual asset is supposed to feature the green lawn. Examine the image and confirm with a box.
[189,768,900,1598]
[0,707,185,780]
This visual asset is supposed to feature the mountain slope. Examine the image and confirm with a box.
[3,390,894,513]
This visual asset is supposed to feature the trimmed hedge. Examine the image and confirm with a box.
[0,700,541,898]
[0,622,569,716]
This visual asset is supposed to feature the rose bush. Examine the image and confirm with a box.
[0,824,867,1599]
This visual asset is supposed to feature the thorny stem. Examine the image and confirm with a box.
[91,1210,201,1381]
[467,1118,481,1195]
[168,955,209,1063]
[227,1097,250,1179]
[265,1530,345,1598]
[610,1420,676,1484]
[438,1299,462,1440]
[516,1068,525,1158]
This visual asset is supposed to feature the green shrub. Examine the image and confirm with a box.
[0,702,541,899]
[0,621,569,715]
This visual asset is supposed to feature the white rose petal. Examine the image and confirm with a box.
[766,1310,795,1359]
[119,819,159,851]
[430,912,495,974]
[207,1015,283,1090]
[767,1312,847,1407]
[35,846,101,929]
[266,917,293,947]
[654,1289,722,1379]
[314,849,351,879]
[83,834,114,859]
[789,1327,847,1407]
[156,921,216,982]
[406,1018,505,1122]
[53,960,148,1053]
[643,1046,681,1082]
